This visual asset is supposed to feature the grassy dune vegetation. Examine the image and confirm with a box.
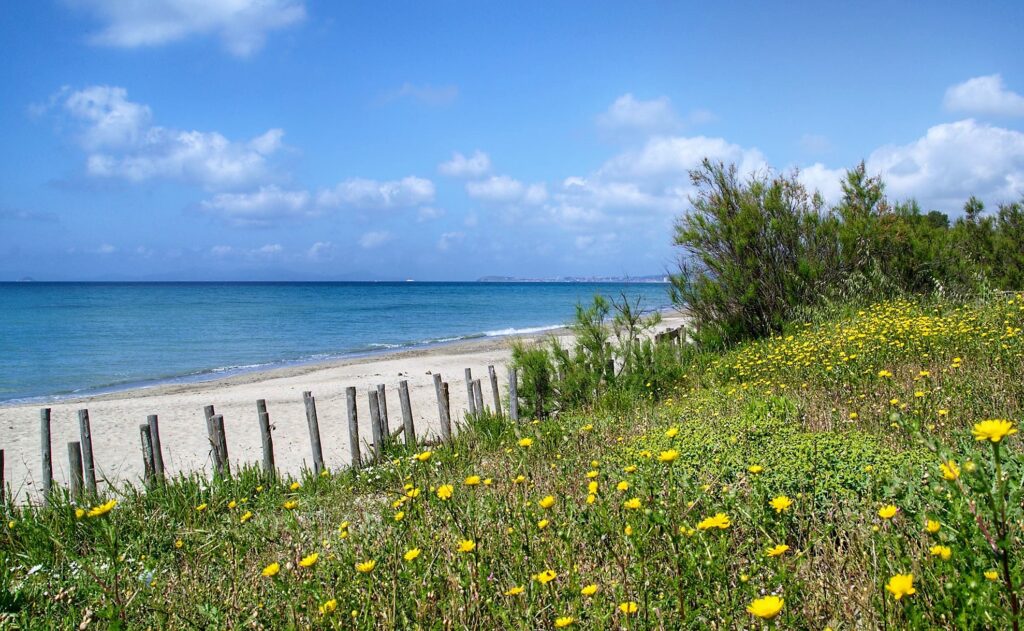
[2,294,1022,629]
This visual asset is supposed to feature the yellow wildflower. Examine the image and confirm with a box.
[665,427,679,438]
[985,570,999,581]
[538,495,555,509]
[464,475,481,486]
[972,419,1017,443]
[537,519,550,530]
[75,508,85,519]
[554,616,574,628]
[929,545,952,561]
[414,450,432,462]
[404,548,421,562]
[767,544,790,557]
[697,513,731,530]
[746,595,784,619]
[885,574,916,600]
[658,449,679,463]
[623,498,642,510]
[299,552,319,568]
[261,562,280,578]
[748,465,764,474]
[283,500,298,510]
[925,519,940,534]
[533,569,557,584]
[581,584,599,596]
[940,461,960,480]
[457,539,476,553]
[878,504,898,519]
[290,481,301,491]
[240,511,253,524]
[355,559,376,573]
[319,599,338,615]
[86,499,117,518]
[618,602,638,615]
[436,485,453,501]
[518,437,534,448]
[394,511,405,522]
[505,585,525,596]
[770,495,793,513]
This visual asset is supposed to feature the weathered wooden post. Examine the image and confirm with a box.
[376,384,390,437]
[139,424,155,486]
[345,387,361,468]
[441,382,452,439]
[0,449,5,503]
[302,391,325,475]
[203,404,216,434]
[210,414,229,477]
[147,415,165,480]
[256,400,275,477]
[369,390,383,459]
[77,409,97,497]
[68,442,84,498]
[464,368,477,416]
[508,367,519,422]
[473,379,485,416]
[432,374,448,438]
[399,380,415,445]
[40,408,53,503]
[488,365,502,417]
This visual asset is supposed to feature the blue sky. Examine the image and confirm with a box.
[2,1,1023,281]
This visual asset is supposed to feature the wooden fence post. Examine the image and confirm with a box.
[432,374,445,438]
[210,414,230,477]
[508,367,519,422]
[139,424,155,487]
[302,391,325,475]
[40,408,53,504]
[442,382,452,440]
[464,368,476,416]
[256,400,275,478]
[346,387,361,468]
[376,384,390,437]
[488,365,502,417]
[68,442,84,498]
[147,415,165,480]
[77,410,97,497]
[0,449,5,504]
[204,404,216,435]
[369,390,383,459]
[399,380,415,446]
[473,379,485,417]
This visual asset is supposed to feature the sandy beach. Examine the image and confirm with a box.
[0,312,688,501]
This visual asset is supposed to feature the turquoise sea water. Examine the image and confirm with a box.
[0,282,673,403]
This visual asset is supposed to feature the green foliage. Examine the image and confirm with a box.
[511,294,685,417]
[672,159,1024,346]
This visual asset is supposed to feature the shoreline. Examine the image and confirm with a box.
[0,310,689,501]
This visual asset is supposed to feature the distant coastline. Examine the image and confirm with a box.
[476,275,669,283]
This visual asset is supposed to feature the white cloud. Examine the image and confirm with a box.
[359,231,392,249]
[465,175,547,205]
[255,243,282,255]
[381,82,459,107]
[944,74,1024,118]
[438,150,491,178]
[437,231,464,251]
[598,135,767,181]
[417,206,444,222]
[71,0,306,57]
[59,85,284,189]
[200,185,312,226]
[597,94,679,134]
[64,85,151,149]
[306,241,334,260]
[797,119,1024,210]
[317,176,434,209]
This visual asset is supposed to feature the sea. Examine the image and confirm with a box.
[0,282,673,404]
